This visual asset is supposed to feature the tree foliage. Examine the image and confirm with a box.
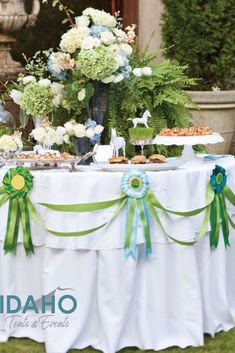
[161,0,235,90]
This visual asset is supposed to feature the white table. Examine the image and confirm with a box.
[1,158,235,353]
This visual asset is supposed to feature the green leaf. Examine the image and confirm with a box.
[20,110,29,128]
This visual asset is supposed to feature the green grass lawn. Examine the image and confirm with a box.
[1,329,235,353]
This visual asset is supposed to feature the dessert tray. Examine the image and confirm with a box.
[91,158,181,172]
[152,133,224,146]
[3,151,95,171]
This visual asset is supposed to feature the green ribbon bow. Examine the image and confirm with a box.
[148,165,235,249]
[0,167,41,255]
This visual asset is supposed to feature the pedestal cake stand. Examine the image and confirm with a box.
[151,133,224,166]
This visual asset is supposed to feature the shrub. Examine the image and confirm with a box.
[161,0,235,90]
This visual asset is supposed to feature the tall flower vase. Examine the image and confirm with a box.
[88,81,109,126]
[73,137,91,165]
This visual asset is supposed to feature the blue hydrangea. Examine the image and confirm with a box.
[90,25,108,38]
[85,119,97,129]
[90,133,101,145]
[117,55,131,79]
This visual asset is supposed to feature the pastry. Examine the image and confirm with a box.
[109,156,128,164]
[17,152,73,161]
[149,154,166,163]
[131,155,147,164]
[159,126,213,136]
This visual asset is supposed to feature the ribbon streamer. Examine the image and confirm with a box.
[0,167,41,255]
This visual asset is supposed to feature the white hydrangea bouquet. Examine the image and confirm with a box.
[30,119,104,150]
[7,7,136,124]
[64,119,104,144]
[0,132,23,153]
[30,125,68,148]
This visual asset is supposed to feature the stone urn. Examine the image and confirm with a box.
[187,90,235,154]
[0,0,40,82]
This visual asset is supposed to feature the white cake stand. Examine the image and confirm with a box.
[151,133,224,166]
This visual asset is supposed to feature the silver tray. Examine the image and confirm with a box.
[3,152,95,172]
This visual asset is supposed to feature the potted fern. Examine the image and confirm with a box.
[161,0,235,154]
[104,47,196,157]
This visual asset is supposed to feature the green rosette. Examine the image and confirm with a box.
[209,165,230,248]
[1,167,38,255]
[3,167,33,198]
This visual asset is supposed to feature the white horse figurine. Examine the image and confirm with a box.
[110,128,126,157]
[128,110,151,128]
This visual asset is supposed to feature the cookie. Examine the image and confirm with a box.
[149,154,166,163]
[109,156,128,164]
[131,155,147,164]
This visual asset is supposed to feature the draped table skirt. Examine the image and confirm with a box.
[0,158,235,352]
[1,235,235,353]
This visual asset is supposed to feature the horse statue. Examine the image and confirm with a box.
[128,110,151,128]
[110,128,126,157]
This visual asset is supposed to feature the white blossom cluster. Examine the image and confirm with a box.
[0,132,23,153]
[54,7,136,83]
[64,120,104,139]
[30,126,68,147]
[132,67,153,77]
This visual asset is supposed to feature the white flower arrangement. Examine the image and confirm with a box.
[60,27,90,54]
[30,126,68,147]
[10,76,65,116]
[0,132,23,153]
[64,119,104,144]
[47,8,136,83]
[82,8,117,28]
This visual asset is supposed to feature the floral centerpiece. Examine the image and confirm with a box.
[5,4,196,158]
[30,125,68,149]
[0,132,23,154]
[30,119,104,154]
[64,119,104,155]
[10,77,65,127]
[47,8,136,126]
[50,8,135,83]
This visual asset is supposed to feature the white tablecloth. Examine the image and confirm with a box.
[0,158,235,353]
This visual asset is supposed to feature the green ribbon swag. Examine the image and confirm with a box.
[41,169,153,259]
[40,165,235,257]
[1,164,234,258]
[0,167,41,255]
